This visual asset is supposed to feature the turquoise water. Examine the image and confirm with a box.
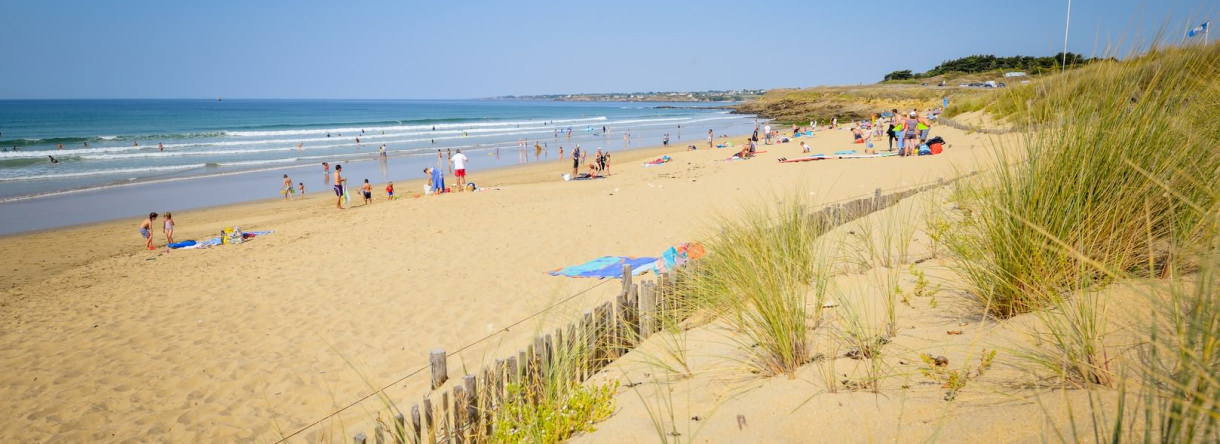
[0,99,756,234]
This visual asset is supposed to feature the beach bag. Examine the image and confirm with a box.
[918,144,932,156]
[930,142,943,154]
[926,136,946,146]
[221,227,244,245]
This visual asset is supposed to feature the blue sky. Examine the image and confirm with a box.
[1,0,1213,99]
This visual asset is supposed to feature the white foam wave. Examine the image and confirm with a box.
[224,116,609,138]
[0,164,207,182]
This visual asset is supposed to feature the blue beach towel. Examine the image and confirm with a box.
[549,256,659,279]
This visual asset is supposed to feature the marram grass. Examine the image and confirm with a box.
[947,41,1220,319]
[677,193,831,377]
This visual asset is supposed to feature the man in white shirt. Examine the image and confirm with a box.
[451,149,470,191]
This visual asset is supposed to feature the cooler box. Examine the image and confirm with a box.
[930,142,943,154]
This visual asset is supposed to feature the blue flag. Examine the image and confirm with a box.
[1188,21,1208,38]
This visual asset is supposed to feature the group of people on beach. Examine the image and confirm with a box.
[566,144,611,179]
[138,211,174,250]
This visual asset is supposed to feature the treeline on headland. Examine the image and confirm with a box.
[883,52,1106,81]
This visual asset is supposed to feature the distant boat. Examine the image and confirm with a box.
[217,96,222,102]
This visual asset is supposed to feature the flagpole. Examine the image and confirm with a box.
[1062,0,1072,72]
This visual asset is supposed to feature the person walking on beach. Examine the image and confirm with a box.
[139,212,157,250]
[446,148,453,173]
[451,148,469,191]
[163,212,175,245]
[281,174,294,200]
[707,129,714,149]
[333,165,347,209]
[361,179,373,205]
[571,145,581,178]
[298,182,305,198]
[558,146,564,162]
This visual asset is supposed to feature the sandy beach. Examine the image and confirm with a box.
[0,123,997,442]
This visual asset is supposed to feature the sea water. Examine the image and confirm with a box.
[0,99,757,234]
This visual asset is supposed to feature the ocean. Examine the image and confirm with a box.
[0,99,757,235]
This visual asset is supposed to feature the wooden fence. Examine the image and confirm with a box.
[340,179,962,444]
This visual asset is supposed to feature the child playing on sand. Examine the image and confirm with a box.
[139,212,157,250]
[361,179,373,205]
[298,182,305,198]
[163,212,175,245]
[386,182,395,199]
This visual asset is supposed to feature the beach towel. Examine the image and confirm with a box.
[642,242,706,275]
[644,155,672,167]
[549,256,659,279]
[779,155,832,163]
[837,152,897,159]
[180,230,274,249]
[167,240,197,249]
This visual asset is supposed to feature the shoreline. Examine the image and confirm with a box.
[0,130,736,237]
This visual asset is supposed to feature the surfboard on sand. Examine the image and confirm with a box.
[779,155,833,163]
[837,152,897,159]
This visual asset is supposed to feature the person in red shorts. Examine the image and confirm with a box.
[450,148,469,191]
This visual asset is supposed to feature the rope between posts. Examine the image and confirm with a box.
[273,277,618,444]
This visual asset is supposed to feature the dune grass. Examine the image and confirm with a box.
[676,193,831,377]
[490,327,617,444]
[939,38,1220,442]
[946,42,1220,319]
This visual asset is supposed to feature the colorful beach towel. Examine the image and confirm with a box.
[641,242,706,275]
[549,242,706,279]
[549,256,659,279]
[176,230,275,249]
[643,155,672,167]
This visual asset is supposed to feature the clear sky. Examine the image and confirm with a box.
[1,0,1213,99]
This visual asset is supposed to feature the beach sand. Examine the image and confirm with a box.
[0,125,1000,442]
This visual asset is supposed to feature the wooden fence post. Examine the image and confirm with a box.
[393,412,405,444]
[410,404,422,444]
[463,374,478,443]
[441,391,451,444]
[430,349,448,390]
[423,396,435,444]
[621,263,633,297]
[874,187,883,210]
[506,355,519,387]
[452,384,466,444]
[639,281,656,339]
[582,310,595,379]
